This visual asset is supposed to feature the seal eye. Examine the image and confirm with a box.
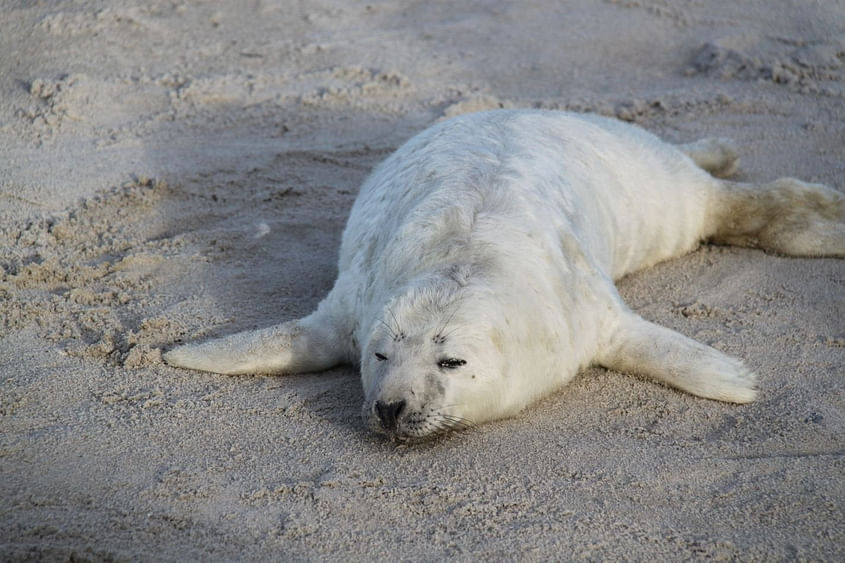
[374,353,388,362]
[438,358,466,369]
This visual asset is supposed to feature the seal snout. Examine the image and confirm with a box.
[375,399,406,432]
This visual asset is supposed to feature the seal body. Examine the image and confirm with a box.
[164,110,845,440]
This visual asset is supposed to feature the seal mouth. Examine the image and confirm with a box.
[365,401,475,441]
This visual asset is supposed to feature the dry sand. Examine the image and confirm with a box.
[2,1,844,560]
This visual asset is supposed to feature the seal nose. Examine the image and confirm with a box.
[375,400,406,431]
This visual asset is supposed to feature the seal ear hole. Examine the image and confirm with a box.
[438,358,466,369]
[375,353,388,362]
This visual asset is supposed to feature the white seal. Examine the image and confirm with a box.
[164,110,845,440]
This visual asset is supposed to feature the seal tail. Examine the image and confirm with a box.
[596,312,758,403]
[708,178,845,257]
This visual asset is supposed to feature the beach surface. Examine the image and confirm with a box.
[2,1,843,560]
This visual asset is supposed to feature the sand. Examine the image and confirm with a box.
[2,0,844,560]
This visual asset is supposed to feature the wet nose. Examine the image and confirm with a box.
[375,400,406,431]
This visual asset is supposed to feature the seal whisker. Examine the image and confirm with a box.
[377,319,397,340]
[435,297,464,340]
[439,324,464,342]
[437,414,476,432]
[436,402,471,411]
[434,412,475,430]
[387,306,402,338]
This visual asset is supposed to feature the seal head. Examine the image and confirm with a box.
[360,275,505,441]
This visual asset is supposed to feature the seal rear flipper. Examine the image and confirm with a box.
[709,178,845,257]
[163,312,351,375]
[595,312,758,403]
[677,137,739,178]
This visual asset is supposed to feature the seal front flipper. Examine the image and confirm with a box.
[163,290,354,375]
[596,312,757,403]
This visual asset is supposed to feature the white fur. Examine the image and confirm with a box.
[164,110,845,440]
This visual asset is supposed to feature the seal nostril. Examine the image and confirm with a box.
[375,400,406,431]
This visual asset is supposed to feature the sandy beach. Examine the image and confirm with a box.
[2,1,844,560]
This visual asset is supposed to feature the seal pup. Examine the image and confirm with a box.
[164,110,845,441]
